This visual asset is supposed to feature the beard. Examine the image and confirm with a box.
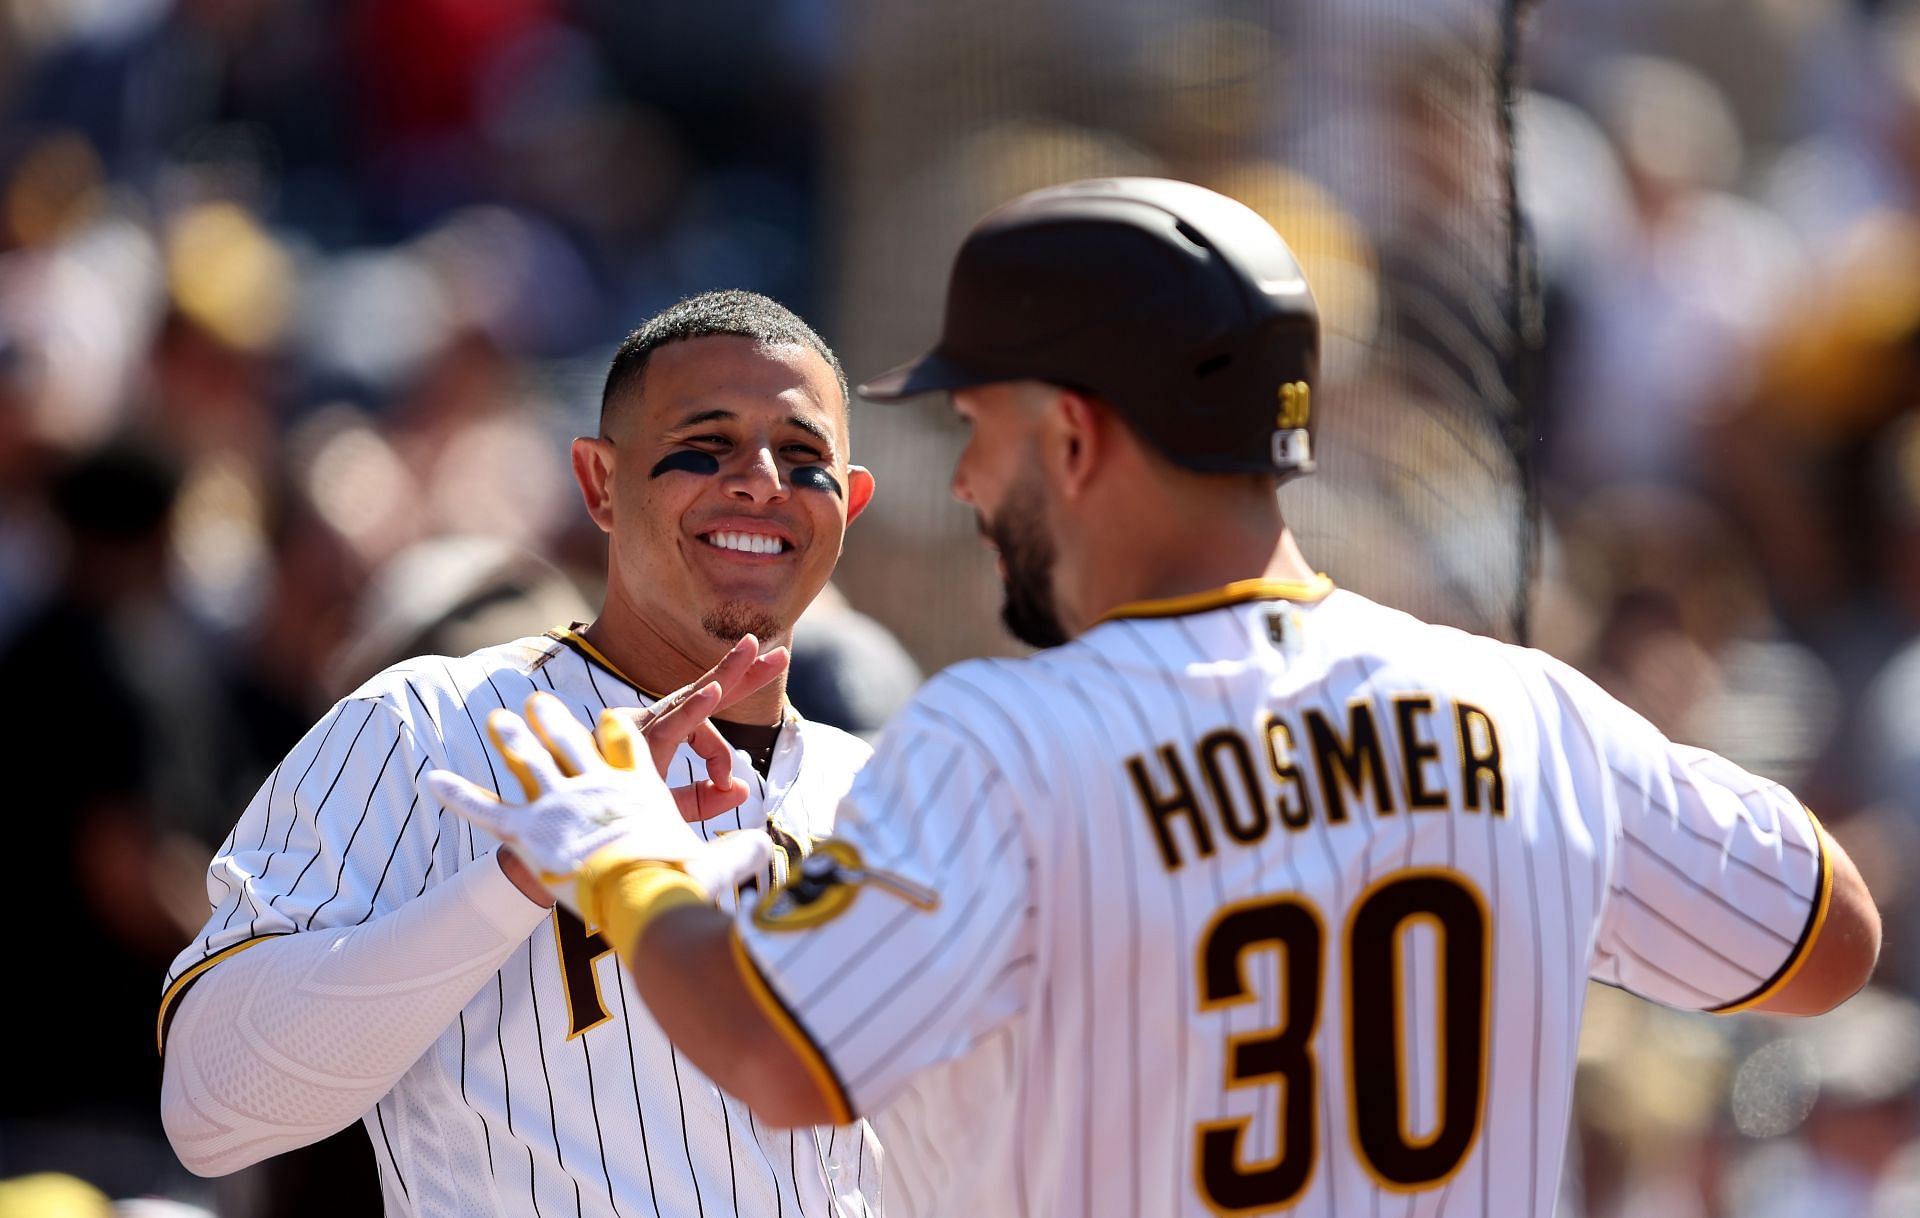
[702,600,784,643]
[984,466,1070,650]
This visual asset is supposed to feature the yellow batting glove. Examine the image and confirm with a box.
[424,693,772,925]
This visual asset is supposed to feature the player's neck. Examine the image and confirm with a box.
[579,596,791,726]
[1106,536,1315,607]
[1065,490,1314,629]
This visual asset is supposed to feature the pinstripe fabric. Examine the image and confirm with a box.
[165,634,878,1218]
[738,589,1826,1218]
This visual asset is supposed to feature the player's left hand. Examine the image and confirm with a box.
[424,692,773,919]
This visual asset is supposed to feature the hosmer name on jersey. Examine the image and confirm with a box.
[1126,694,1505,870]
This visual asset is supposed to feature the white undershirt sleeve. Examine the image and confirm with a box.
[159,849,551,1177]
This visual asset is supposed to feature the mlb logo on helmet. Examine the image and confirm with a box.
[1274,379,1311,469]
[1274,428,1312,470]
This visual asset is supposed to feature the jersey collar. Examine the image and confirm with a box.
[548,626,665,698]
[1096,575,1334,624]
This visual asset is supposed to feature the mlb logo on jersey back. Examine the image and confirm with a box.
[1264,606,1305,654]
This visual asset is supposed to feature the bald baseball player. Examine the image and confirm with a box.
[159,291,885,1216]
[432,180,1882,1218]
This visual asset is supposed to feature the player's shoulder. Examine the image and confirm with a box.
[1319,593,1681,774]
[339,632,572,738]
[907,651,1074,715]
[1312,588,1506,653]
[1308,589,1581,695]
[880,650,1106,765]
[843,655,1075,814]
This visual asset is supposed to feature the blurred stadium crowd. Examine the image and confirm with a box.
[3,0,1920,1215]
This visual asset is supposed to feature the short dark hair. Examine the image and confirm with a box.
[600,290,849,425]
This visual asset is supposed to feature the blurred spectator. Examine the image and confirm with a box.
[1767,2,1920,249]
[1728,989,1920,1218]
[1701,215,1920,825]
[211,467,374,805]
[329,534,588,693]
[1571,985,1733,1218]
[1552,486,1837,788]
[1704,214,1920,636]
[1546,55,1802,503]
[0,328,55,642]
[343,0,557,232]
[0,443,213,1202]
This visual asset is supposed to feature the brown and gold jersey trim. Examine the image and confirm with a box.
[729,932,857,1125]
[1709,807,1835,1016]
[545,626,666,699]
[1099,575,1335,624]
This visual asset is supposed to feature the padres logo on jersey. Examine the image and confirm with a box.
[753,840,939,931]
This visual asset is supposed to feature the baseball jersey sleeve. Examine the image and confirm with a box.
[1541,657,1830,1014]
[161,694,442,1042]
[735,702,1037,1117]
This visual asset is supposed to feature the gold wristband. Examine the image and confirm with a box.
[578,852,710,954]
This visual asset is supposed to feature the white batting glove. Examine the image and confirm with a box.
[423,692,773,920]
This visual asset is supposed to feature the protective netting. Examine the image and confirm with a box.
[828,0,1538,666]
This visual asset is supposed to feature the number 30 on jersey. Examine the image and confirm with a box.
[1195,870,1490,1212]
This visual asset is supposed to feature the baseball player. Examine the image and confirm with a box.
[159,291,885,1216]
[429,180,1882,1218]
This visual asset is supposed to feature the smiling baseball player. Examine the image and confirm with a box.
[429,180,1883,1218]
[159,291,884,1217]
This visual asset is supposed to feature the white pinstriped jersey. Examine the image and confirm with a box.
[163,630,881,1218]
[737,583,1830,1218]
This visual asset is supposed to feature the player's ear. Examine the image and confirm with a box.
[571,436,617,533]
[844,465,875,524]
[1052,389,1102,501]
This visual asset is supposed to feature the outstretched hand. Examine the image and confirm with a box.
[602,634,791,822]
[424,691,773,919]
